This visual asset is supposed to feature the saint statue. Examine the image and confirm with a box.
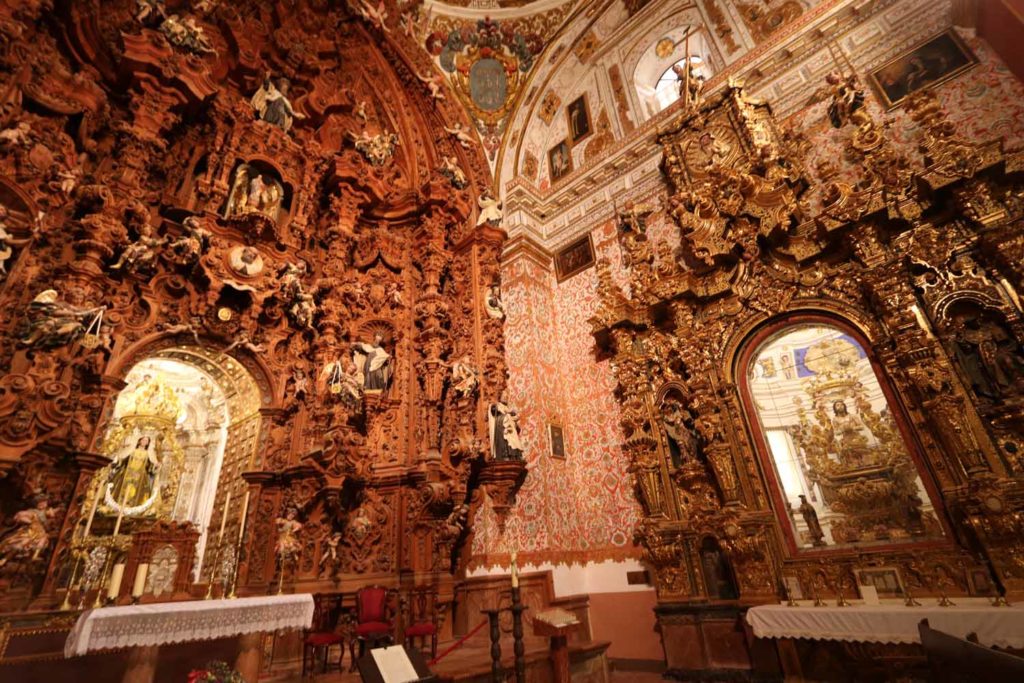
[0,495,59,569]
[353,333,391,393]
[250,74,304,132]
[484,285,504,320]
[796,494,825,546]
[661,398,699,468]
[107,436,162,512]
[952,314,1024,399]
[826,399,875,467]
[275,507,303,562]
[488,391,524,461]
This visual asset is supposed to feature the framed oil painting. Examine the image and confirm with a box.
[566,95,592,144]
[548,423,566,458]
[855,567,905,598]
[548,139,573,182]
[554,233,595,282]
[868,29,977,108]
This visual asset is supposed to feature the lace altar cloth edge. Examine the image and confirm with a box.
[64,594,315,657]
[746,604,1024,649]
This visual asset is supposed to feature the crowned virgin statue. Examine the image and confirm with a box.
[107,435,162,513]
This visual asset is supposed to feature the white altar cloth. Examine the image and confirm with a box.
[64,594,314,657]
[747,603,1024,649]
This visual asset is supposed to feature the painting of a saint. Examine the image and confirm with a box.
[868,30,976,108]
[566,95,591,143]
[548,140,572,182]
[554,233,595,282]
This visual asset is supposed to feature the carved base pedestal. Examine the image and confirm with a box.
[656,603,776,681]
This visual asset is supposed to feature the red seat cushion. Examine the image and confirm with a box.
[355,621,392,637]
[404,623,436,637]
[306,632,344,646]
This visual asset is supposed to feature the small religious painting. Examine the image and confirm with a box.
[782,575,803,600]
[566,95,591,144]
[548,139,572,181]
[868,30,976,108]
[554,233,595,282]
[967,568,996,596]
[548,423,565,458]
[855,567,905,598]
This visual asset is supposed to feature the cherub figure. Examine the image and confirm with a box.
[110,223,166,275]
[444,122,476,149]
[440,156,467,189]
[417,71,445,102]
[476,195,502,226]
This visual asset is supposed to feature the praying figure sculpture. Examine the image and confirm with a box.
[251,74,304,132]
[353,333,392,393]
[488,391,524,461]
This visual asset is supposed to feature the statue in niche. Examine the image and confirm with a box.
[484,284,504,320]
[110,223,166,275]
[319,531,341,577]
[251,74,304,132]
[18,289,103,348]
[488,390,524,461]
[826,399,875,467]
[699,538,738,599]
[951,312,1024,400]
[166,217,209,268]
[795,494,825,546]
[225,164,284,220]
[450,355,479,398]
[661,397,699,469]
[0,495,60,569]
[353,333,391,393]
[275,507,303,563]
[107,435,162,512]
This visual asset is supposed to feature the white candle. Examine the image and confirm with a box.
[132,563,149,598]
[218,490,231,542]
[112,506,125,537]
[107,563,125,601]
[510,551,519,589]
[82,489,100,538]
[236,490,250,546]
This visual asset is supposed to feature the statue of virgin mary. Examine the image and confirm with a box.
[107,435,162,513]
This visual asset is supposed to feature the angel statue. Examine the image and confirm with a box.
[0,495,60,570]
[0,203,31,276]
[476,195,502,227]
[353,333,391,393]
[319,356,364,404]
[166,216,209,267]
[18,290,104,348]
[251,74,305,132]
[488,390,524,461]
[110,223,166,274]
[275,507,303,565]
[824,70,866,130]
[449,355,479,399]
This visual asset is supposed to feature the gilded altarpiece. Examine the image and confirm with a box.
[591,79,1024,675]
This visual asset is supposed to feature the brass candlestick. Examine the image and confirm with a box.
[937,590,955,607]
[836,590,851,607]
[812,589,825,607]
[904,588,921,607]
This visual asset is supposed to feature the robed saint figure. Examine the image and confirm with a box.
[488,393,524,461]
[353,333,391,393]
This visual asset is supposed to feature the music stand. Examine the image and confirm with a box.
[356,643,437,683]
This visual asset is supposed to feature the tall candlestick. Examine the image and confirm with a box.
[111,505,125,537]
[236,490,250,547]
[107,563,125,601]
[82,488,101,539]
[510,551,519,588]
[132,563,149,599]
[218,490,231,542]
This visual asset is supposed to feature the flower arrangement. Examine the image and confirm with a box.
[187,661,246,683]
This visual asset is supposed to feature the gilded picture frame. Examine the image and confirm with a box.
[548,422,566,458]
[554,233,595,282]
[548,139,573,182]
[566,94,592,145]
[867,29,977,109]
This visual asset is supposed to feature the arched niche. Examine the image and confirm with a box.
[737,314,947,554]
[86,345,263,580]
[223,159,292,228]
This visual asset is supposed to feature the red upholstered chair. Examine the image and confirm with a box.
[302,593,346,677]
[402,585,440,659]
[348,585,395,670]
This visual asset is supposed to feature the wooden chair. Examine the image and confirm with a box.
[918,618,1024,682]
[302,593,346,677]
[349,585,396,671]
[402,585,440,659]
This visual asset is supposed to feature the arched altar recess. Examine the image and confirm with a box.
[86,347,261,583]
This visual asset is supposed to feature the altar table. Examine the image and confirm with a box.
[746,603,1024,649]
[65,594,314,683]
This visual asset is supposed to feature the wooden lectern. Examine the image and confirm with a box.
[356,644,437,683]
[532,608,580,683]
